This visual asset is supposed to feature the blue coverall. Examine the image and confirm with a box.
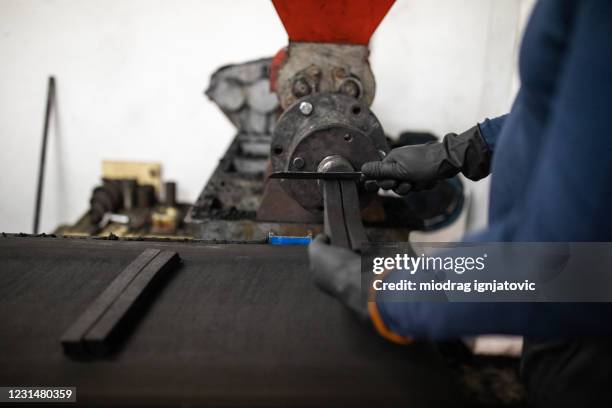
[376,0,612,340]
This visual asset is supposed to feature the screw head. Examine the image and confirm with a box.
[292,78,311,98]
[292,157,305,169]
[299,101,313,116]
[340,79,361,98]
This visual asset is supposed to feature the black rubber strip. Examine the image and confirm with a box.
[61,249,180,357]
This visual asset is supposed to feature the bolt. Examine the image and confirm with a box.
[292,157,305,169]
[378,150,387,159]
[340,79,361,98]
[343,133,353,142]
[333,67,347,78]
[292,78,311,98]
[299,101,313,116]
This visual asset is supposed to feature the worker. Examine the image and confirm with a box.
[309,0,612,405]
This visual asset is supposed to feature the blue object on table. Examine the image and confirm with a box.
[268,232,312,246]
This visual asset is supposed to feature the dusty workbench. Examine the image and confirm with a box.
[0,235,469,406]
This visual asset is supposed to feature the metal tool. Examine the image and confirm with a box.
[269,171,366,181]
[33,76,55,234]
[270,156,369,251]
[322,179,368,251]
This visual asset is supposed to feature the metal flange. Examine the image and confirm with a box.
[271,93,388,213]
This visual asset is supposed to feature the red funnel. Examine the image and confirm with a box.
[272,0,395,45]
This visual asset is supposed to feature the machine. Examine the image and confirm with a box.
[0,1,525,406]
[186,0,464,246]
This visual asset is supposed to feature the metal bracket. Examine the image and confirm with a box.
[323,179,368,251]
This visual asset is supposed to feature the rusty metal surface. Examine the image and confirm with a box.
[187,137,262,222]
[256,178,322,223]
[273,42,377,109]
[185,133,462,240]
[186,61,465,241]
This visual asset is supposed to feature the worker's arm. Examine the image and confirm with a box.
[375,0,612,340]
[478,115,506,153]
[310,235,612,340]
[361,119,500,195]
[376,300,612,340]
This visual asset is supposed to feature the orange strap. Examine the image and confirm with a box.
[368,301,413,345]
[367,269,413,345]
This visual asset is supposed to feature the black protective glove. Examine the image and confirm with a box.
[361,125,492,195]
[308,235,368,321]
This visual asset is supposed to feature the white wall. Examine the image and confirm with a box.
[372,0,533,230]
[0,0,533,234]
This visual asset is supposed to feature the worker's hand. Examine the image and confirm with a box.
[308,234,368,321]
[361,125,492,195]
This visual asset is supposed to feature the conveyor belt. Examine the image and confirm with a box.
[0,236,466,406]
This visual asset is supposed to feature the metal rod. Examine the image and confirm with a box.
[269,171,365,181]
[323,180,350,248]
[33,76,55,234]
[339,180,368,251]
